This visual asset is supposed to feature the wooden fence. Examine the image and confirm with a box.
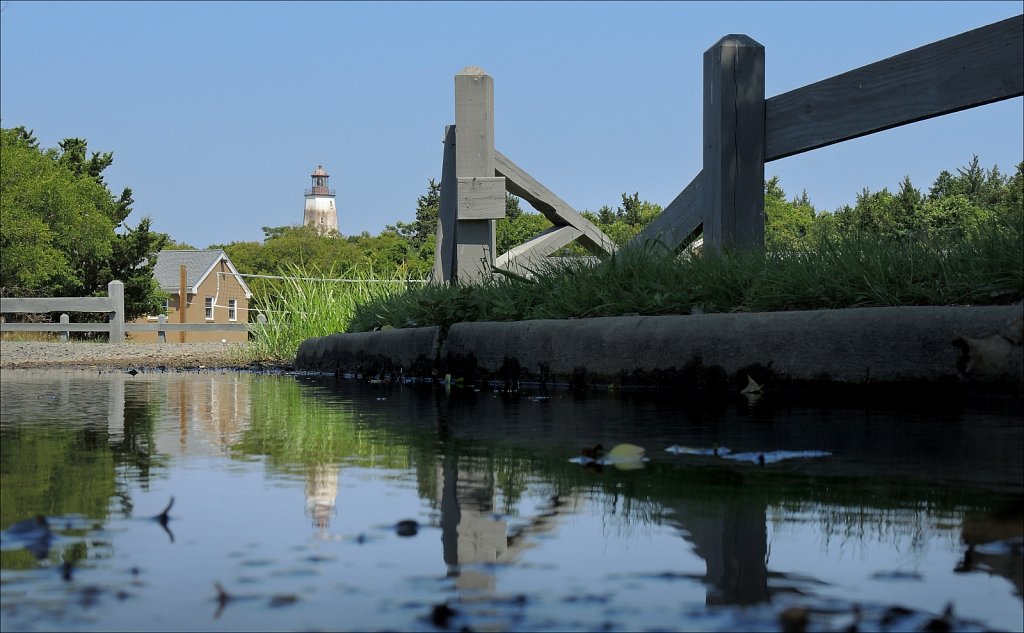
[434,15,1023,282]
[0,280,265,344]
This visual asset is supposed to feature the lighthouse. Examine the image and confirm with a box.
[303,165,338,235]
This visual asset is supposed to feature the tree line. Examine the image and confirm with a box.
[2,123,1020,317]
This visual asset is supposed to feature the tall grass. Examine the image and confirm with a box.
[347,216,1023,333]
[246,263,425,362]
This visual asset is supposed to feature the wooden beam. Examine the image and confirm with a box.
[0,322,112,333]
[631,170,704,250]
[457,176,506,220]
[494,150,617,254]
[454,67,499,281]
[434,125,458,283]
[496,225,583,276]
[703,34,765,251]
[1,296,112,313]
[765,15,1024,161]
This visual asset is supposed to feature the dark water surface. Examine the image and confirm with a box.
[1,368,1021,632]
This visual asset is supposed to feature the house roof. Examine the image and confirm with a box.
[152,250,252,298]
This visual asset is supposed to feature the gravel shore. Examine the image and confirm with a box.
[0,341,261,370]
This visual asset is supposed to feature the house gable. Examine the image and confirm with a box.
[152,250,252,299]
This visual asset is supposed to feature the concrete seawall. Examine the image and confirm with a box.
[294,304,1023,394]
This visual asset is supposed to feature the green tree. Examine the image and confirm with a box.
[387,179,440,249]
[764,177,816,251]
[0,127,165,318]
[496,211,553,254]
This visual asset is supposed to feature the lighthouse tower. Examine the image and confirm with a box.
[303,165,338,235]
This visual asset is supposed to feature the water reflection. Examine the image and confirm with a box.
[1,369,1021,632]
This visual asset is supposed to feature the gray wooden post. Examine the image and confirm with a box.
[157,314,167,343]
[454,66,505,282]
[107,280,125,344]
[703,35,765,251]
[434,125,458,283]
[58,314,70,342]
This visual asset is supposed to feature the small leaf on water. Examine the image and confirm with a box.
[606,443,645,460]
[602,444,648,470]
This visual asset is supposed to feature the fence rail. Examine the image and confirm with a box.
[435,15,1023,282]
[0,280,266,344]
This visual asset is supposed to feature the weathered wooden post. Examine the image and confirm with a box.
[59,314,70,343]
[157,314,167,344]
[107,280,125,344]
[434,125,458,282]
[703,35,765,251]
[179,264,187,343]
[453,66,505,282]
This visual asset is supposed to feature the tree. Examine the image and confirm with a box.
[496,211,552,254]
[387,179,440,249]
[764,177,816,251]
[0,127,165,318]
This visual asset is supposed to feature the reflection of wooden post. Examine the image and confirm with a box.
[107,280,125,344]
[108,371,125,437]
[179,264,187,344]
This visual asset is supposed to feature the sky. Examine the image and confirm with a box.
[2,1,1021,249]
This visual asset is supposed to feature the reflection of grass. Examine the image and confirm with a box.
[232,377,414,469]
[227,375,1013,538]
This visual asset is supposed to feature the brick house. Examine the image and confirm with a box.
[131,250,253,343]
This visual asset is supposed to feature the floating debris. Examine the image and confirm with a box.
[740,375,763,395]
[664,445,732,456]
[665,445,831,465]
[570,444,648,470]
[1,515,53,559]
[870,570,924,581]
[720,450,832,465]
[395,520,419,538]
[268,594,299,608]
[430,602,457,627]
[151,497,175,543]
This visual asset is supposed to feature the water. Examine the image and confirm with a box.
[1,368,1021,632]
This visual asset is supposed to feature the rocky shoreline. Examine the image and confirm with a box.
[0,341,261,370]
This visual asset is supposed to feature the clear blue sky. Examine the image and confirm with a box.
[2,1,1021,249]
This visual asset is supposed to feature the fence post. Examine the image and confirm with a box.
[157,314,166,344]
[703,35,765,251]
[59,314,70,343]
[453,66,505,282]
[107,280,125,344]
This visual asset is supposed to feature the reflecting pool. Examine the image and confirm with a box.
[1,368,1021,632]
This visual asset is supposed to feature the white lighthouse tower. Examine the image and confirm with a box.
[303,165,338,235]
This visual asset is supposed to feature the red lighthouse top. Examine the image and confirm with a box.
[307,165,335,196]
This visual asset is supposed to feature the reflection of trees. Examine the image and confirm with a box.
[0,369,163,569]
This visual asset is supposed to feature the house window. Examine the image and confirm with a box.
[205,297,214,320]
[228,299,237,322]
